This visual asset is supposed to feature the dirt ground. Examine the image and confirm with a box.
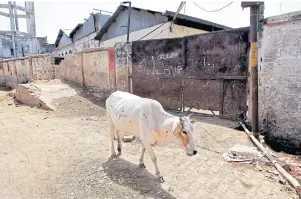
[0,81,299,199]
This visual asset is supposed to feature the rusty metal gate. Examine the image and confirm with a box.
[131,27,249,120]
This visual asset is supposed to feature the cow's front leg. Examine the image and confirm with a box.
[138,144,146,168]
[145,144,164,183]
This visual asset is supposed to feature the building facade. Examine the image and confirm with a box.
[54,13,110,56]
[54,5,230,56]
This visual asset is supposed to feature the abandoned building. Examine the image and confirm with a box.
[0,2,55,60]
[0,35,55,60]
[54,5,230,56]
[54,12,111,56]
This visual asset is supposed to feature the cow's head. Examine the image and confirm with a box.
[172,114,197,156]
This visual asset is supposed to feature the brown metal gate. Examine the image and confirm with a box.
[131,27,249,120]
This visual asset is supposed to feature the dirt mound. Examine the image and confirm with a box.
[15,84,54,111]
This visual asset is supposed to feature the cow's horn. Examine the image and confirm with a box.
[188,114,194,118]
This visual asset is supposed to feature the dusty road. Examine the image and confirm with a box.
[0,82,298,199]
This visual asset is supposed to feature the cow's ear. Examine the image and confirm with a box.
[190,120,196,124]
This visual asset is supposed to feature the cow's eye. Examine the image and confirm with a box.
[182,131,187,135]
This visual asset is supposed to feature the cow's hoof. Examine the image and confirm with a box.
[117,147,122,153]
[155,176,164,183]
[138,163,146,168]
[110,153,116,159]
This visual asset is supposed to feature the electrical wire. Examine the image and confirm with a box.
[193,1,233,12]
[150,27,170,40]
[138,22,169,41]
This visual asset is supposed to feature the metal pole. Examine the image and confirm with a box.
[121,1,132,93]
[8,1,16,58]
[13,2,19,31]
[126,2,131,43]
[241,1,264,139]
[250,6,259,138]
[13,2,19,57]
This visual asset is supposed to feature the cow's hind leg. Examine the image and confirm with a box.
[116,129,122,155]
[108,118,116,158]
[138,144,146,168]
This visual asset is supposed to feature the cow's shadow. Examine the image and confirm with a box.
[102,158,176,199]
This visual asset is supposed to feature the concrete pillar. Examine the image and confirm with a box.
[25,2,37,55]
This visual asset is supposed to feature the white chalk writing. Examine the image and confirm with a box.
[157,52,178,61]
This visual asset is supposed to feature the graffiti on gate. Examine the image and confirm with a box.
[137,52,182,77]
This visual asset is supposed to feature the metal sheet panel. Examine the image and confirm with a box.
[132,38,183,109]
[130,28,249,119]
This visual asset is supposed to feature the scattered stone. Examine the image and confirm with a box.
[266,170,279,175]
[80,116,98,121]
[223,144,268,164]
[123,135,135,143]
[279,179,287,185]
[255,165,263,171]
[98,166,104,171]
[118,178,125,184]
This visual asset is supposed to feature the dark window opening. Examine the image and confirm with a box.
[10,48,14,56]
[21,47,25,57]
[55,57,64,65]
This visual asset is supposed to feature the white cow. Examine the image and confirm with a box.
[106,91,197,183]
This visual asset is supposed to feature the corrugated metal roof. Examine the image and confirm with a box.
[69,23,83,39]
[164,11,231,30]
[62,29,72,36]
[54,29,72,48]
[94,5,232,41]
[94,5,164,40]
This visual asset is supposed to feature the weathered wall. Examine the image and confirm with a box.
[31,55,55,80]
[15,58,32,84]
[0,66,4,85]
[114,42,131,92]
[258,11,301,154]
[82,49,111,99]
[55,47,116,100]
[57,52,84,86]
[1,60,18,88]
[1,54,55,88]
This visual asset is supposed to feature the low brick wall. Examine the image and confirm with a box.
[0,54,55,88]
[55,47,116,100]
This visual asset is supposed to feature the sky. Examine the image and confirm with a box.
[0,0,301,44]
